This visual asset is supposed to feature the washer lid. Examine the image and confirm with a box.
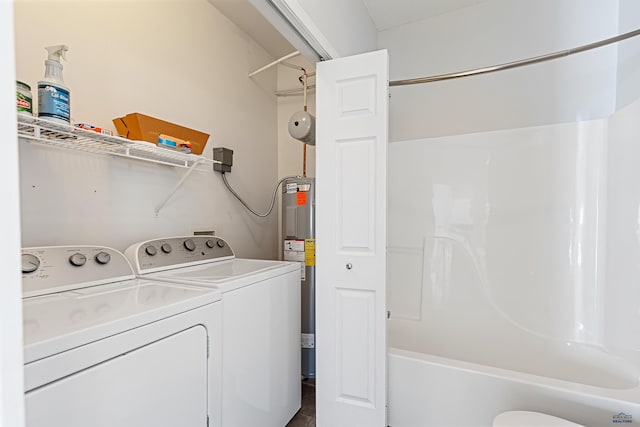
[142,258,300,292]
[23,278,221,363]
[493,411,584,427]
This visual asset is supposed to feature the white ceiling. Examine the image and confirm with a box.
[208,0,488,60]
[363,0,488,31]
[207,0,297,59]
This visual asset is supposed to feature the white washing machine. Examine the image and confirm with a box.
[21,245,223,427]
[124,236,301,427]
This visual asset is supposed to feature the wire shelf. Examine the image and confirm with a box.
[17,115,214,170]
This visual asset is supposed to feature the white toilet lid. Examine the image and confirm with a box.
[493,411,584,427]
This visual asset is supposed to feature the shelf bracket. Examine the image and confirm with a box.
[154,158,204,216]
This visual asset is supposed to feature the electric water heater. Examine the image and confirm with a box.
[282,177,316,379]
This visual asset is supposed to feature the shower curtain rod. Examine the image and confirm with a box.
[389,27,640,87]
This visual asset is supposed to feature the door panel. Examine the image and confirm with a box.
[336,288,376,406]
[337,138,376,252]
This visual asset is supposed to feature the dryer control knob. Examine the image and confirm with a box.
[161,243,172,254]
[184,239,196,251]
[95,251,111,265]
[22,253,40,273]
[145,245,157,256]
[216,240,225,248]
[69,253,87,267]
[206,239,215,248]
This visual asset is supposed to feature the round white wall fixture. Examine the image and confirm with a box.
[288,110,315,145]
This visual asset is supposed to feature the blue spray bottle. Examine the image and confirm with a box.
[38,45,71,124]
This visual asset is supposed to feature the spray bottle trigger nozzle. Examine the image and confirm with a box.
[45,45,69,62]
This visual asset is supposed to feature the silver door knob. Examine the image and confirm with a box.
[346,263,353,270]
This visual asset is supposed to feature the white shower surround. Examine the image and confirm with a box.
[386,93,640,426]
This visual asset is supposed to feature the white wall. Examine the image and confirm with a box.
[14,0,281,259]
[387,97,640,377]
[1,0,25,424]
[616,0,640,109]
[388,117,608,348]
[605,91,640,351]
[384,0,640,376]
[379,0,620,141]
[607,3,640,351]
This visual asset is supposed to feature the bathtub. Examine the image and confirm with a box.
[385,236,640,427]
[387,336,640,427]
[385,239,640,427]
[386,243,640,426]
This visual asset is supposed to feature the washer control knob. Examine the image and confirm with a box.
[216,240,225,248]
[206,239,215,249]
[161,243,172,254]
[145,245,157,256]
[95,251,111,265]
[69,253,87,267]
[184,239,196,251]
[22,254,40,274]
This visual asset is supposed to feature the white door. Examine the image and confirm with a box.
[1,2,25,427]
[316,49,388,427]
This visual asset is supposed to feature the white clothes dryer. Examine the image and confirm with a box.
[21,245,222,427]
[124,236,301,427]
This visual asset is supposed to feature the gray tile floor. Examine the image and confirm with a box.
[286,379,316,427]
